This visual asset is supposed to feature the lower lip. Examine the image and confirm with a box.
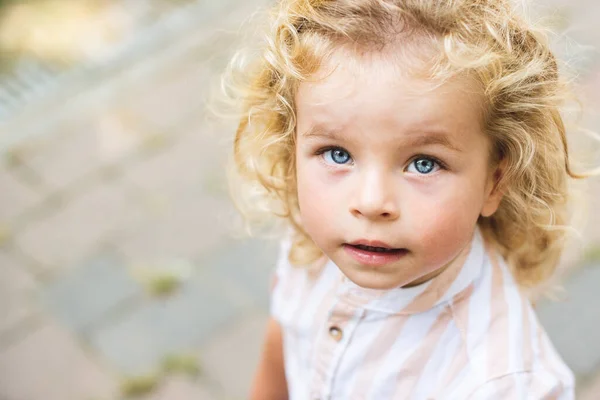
[343,244,408,267]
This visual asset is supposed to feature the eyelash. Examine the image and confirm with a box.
[410,154,448,172]
[314,146,448,172]
[315,146,354,166]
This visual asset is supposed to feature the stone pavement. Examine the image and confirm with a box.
[0,1,600,400]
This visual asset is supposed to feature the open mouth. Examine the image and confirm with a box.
[343,243,408,267]
[350,244,402,253]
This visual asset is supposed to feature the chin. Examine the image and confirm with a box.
[344,269,408,290]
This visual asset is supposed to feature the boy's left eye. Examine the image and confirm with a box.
[406,157,440,174]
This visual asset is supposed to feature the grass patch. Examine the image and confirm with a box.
[131,259,193,297]
[120,373,160,398]
[145,273,181,297]
[119,354,200,397]
[5,148,25,168]
[0,224,10,246]
[161,353,201,377]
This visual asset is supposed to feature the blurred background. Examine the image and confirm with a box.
[0,1,599,399]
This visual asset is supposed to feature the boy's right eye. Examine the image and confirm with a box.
[322,147,352,165]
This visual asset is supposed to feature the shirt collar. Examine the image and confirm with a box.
[334,228,486,315]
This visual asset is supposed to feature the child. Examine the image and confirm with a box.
[224,0,590,398]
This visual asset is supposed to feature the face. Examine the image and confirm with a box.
[294,48,504,290]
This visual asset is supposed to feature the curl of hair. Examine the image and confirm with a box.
[223,0,590,287]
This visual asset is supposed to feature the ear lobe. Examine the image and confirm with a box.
[481,158,507,218]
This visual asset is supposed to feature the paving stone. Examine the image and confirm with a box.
[112,0,258,135]
[200,312,269,399]
[118,58,212,133]
[17,112,141,191]
[141,376,217,400]
[0,164,41,223]
[118,192,236,263]
[580,371,600,400]
[0,321,118,400]
[42,253,142,335]
[90,271,241,375]
[15,181,142,270]
[124,125,224,201]
[0,251,39,337]
[203,238,278,310]
[537,263,600,377]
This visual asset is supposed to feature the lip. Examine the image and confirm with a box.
[347,239,396,249]
[343,242,408,267]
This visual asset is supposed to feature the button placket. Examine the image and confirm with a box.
[311,297,367,399]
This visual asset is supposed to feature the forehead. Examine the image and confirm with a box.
[295,47,484,141]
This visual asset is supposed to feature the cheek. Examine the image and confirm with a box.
[407,176,486,261]
[296,160,338,234]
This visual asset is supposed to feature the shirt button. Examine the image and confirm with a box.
[328,325,343,342]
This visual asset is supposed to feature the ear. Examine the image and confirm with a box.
[481,158,507,218]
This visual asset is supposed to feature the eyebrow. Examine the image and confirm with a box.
[301,126,344,141]
[404,132,463,152]
[302,125,463,152]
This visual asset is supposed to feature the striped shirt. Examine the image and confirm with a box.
[270,229,575,399]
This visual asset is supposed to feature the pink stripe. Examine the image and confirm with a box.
[347,315,410,398]
[521,296,534,371]
[391,308,454,397]
[432,283,475,396]
[348,262,473,396]
[290,264,326,323]
[402,256,466,314]
[310,278,339,336]
[486,250,510,378]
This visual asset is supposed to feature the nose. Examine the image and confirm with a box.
[349,169,400,221]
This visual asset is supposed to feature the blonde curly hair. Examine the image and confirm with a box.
[223,0,590,288]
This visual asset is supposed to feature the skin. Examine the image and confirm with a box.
[250,318,288,400]
[294,48,505,290]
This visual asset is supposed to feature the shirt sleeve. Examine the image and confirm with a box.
[269,238,293,322]
[466,370,575,400]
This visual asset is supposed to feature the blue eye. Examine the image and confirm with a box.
[323,148,352,165]
[407,157,439,174]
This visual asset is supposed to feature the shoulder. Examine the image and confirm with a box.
[270,239,300,320]
[270,238,335,323]
[448,251,574,397]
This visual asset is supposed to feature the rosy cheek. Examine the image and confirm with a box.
[297,165,328,218]
[297,162,346,244]
[408,185,479,261]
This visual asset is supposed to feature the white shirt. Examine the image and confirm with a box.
[270,229,575,399]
